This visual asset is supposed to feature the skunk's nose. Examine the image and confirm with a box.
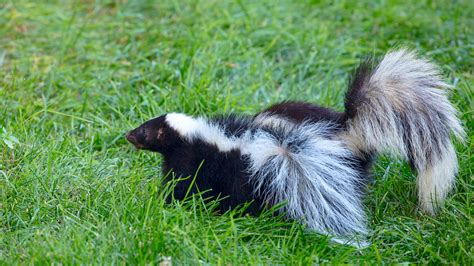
[126,132,137,144]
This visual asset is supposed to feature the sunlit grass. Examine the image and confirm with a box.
[1,0,472,264]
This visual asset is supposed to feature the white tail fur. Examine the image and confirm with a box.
[342,49,465,214]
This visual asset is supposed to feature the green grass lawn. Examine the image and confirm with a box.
[1,0,473,264]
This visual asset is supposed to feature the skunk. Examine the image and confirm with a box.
[126,49,464,239]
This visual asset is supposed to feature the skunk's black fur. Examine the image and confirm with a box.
[126,49,464,242]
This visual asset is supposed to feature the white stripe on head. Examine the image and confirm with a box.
[165,113,240,152]
[165,113,201,136]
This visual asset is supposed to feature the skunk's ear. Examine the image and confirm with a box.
[127,114,181,153]
[156,127,166,141]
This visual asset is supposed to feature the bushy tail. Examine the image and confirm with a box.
[243,122,367,236]
[342,49,465,214]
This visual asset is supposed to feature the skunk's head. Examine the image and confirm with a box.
[126,114,182,153]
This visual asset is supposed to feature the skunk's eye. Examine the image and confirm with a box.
[140,127,148,139]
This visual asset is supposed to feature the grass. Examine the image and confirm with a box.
[0,0,473,264]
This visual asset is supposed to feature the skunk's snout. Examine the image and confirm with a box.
[126,131,136,143]
[126,131,144,149]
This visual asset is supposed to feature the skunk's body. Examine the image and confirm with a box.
[126,50,464,239]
